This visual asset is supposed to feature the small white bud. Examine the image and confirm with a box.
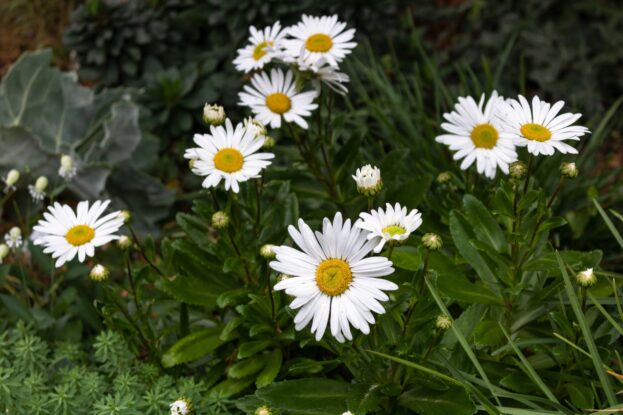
[90,264,110,282]
[260,244,276,259]
[352,165,382,197]
[5,169,19,186]
[244,117,268,138]
[0,244,9,263]
[58,154,77,180]
[4,227,23,249]
[422,233,443,251]
[117,235,132,250]
[202,104,226,126]
[560,162,578,179]
[255,406,272,415]
[35,176,48,192]
[211,211,230,229]
[28,176,49,203]
[576,268,596,287]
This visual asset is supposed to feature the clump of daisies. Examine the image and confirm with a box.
[235,14,357,132]
[435,91,590,180]
[33,200,124,267]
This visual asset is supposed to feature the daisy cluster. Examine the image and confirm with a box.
[436,92,590,179]
[235,15,356,129]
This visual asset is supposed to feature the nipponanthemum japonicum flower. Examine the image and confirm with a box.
[501,95,590,156]
[283,15,356,67]
[270,212,397,342]
[184,119,274,193]
[435,91,517,179]
[234,22,286,73]
[238,68,318,129]
[356,203,423,253]
[33,200,124,268]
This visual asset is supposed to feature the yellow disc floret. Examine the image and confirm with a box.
[305,33,333,52]
[265,93,291,114]
[253,41,272,61]
[520,123,551,142]
[316,259,352,296]
[213,148,244,173]
[66,225,95,246]
[470,124,499,149]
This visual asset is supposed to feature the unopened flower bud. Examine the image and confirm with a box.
[202,104,225,126]
[576,268,596,287]
[170,397,193,415]
[422,233,442,250]
[59,154,77,180]
[255,406,272,415]
[509,161,527,179]
[0,244,9,263]
[244,117,267,138]
[560,162,578,179]
[90,264,110,282]
[352,165,382,197]
[435,314,452,330]
[117,235,132,250]
[4,227,22,249]
[211,211,230,229]
[5,169,19,186]
[262,135,276,150]
[260,244,276,259]
[118,210,131,223]
[436,171,452,184]
[35,176,48,192]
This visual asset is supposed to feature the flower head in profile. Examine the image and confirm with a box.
[3,169,19,193]
[58,155,77,181]
[28,176,48,203]
[234,22,286,73]
[435,91,517,179]
[184,119,274,193]
[356,203,423,253]
[238,68,318,129]
[244,117,268,139]
[4,227,23,249]
[297,57,350,95]
[33,200,124,268]
[283,15,356,67]
[501,95,590,156]
[352,165,382,197]
[270,212,397,342]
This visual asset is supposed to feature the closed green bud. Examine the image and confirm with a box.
[422,233,442,250]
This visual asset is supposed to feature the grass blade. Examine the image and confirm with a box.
[499,324,562,406]
[593,199,623,250]
[556,251,617,406]
[425,278,502,406]
[588,291,623,336]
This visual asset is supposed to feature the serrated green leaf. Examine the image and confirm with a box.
[256,349,282,388]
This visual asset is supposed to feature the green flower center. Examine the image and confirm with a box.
[382,225,406,237]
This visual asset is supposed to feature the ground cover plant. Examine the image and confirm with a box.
[1,2,622,415]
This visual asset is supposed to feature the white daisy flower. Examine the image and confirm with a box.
[234,22,286,73]
[33,200,124,268]
[501,95,590,156]
[238,68,318,129]
[283,15,356,67]
[435,91,517,179]
[356,203,423,253]
[28,176,48,203]
[297,57,350,95]
[4,227,23,249]
[270,212,397,342]
[169,398,192,415]
[184,119,274,193]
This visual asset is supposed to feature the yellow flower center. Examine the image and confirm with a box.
[65,225,95,246]
[382,225,406,237]
[213,148,244,173]
[315,258,352,296]
[252,41,272,61]
[520,123,551,142]
[305,33,333,53]
[265,93,291,114]
[470,123,499,149]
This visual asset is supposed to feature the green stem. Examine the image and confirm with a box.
[127,223,166,278]
[403,251,430,336]
[522,154,533,195]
